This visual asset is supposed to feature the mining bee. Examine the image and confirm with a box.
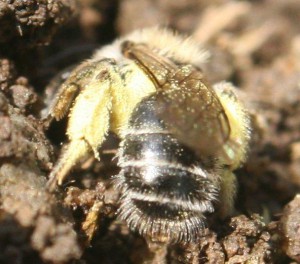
[46,27,251,243]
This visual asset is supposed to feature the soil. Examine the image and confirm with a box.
[0,0,299,263]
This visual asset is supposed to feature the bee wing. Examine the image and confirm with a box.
[153,70,232,160]
[122,41,178,86]
[123,41,233,161]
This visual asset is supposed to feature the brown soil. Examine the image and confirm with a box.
[0,0,299,263]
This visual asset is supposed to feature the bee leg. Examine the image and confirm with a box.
[48,61,103,121]
[47,60,117,191]
[49,82,81,121]
[213,81,251,169]
[47,139,90,191]
[218,169,237,218]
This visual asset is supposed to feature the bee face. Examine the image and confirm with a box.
[46,27,251,243]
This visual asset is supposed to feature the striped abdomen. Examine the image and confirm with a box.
[115,94,219,242]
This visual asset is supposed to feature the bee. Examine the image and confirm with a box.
[46,27,251,243]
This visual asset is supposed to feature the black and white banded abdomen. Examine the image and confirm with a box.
[114,94,219,243]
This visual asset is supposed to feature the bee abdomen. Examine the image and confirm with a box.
[115,95,219,242]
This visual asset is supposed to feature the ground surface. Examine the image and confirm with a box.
[0,0,299,263]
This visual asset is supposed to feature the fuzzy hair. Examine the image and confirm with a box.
[93,27,209,67]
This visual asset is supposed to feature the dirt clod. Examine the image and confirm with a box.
[280,195,300,262]
[0,0,300,263]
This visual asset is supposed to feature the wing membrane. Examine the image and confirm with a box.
[123,41,232,160]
